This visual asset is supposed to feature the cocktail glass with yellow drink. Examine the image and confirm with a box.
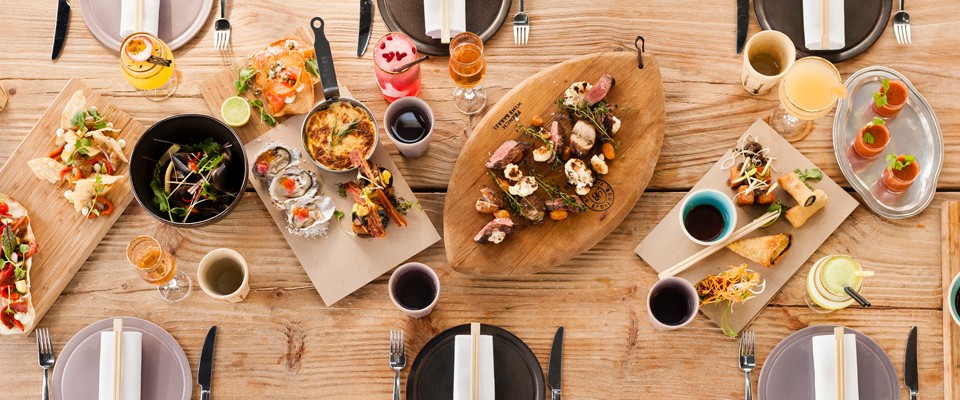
[120,32,179,101]
[805,255,873,312]
[769,56,846,142]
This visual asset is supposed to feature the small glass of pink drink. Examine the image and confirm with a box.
[374,32,422,102]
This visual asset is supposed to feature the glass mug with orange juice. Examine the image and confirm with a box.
[126,235,191,302]
[120,32,179,101]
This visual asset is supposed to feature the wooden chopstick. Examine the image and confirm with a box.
[470,322,480,400]
[135,0,143,33]
[440,0,451,44]
[657,211,780,280]
[835,326,845,400]
[820,0,830,49]
[113,318,124,400]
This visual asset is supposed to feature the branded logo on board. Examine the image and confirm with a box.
[583,179,614,211]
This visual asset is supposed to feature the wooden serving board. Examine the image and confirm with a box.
[0,79,146,336]
[942,201,960,399]
[444,51,665,276]
[199,28,323,143]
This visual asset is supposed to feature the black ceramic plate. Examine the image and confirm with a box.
[754,0,891,63]
[407,324,545,400]
[377,0,512,56]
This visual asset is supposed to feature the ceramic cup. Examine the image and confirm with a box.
[388,262,440,318]
[950,273,960,326]
[678,188,737,246]
[740,30,797,95]
[383,96,434,158]
[197,248,250,303]
[647,277,699,330]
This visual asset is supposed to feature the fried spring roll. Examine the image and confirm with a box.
[785,189,828,228]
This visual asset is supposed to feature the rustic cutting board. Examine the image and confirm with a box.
[444,51,665,276]
[0,79,146,336]
[199,28,322,143]
[942,201,960,399]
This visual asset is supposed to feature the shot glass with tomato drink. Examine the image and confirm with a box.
[852,117,890,160]
[872,78,908,119]
[881,154,920,193]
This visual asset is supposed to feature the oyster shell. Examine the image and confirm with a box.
[252,141,301,181]
[269,167,319,209]
[285,196,336,238]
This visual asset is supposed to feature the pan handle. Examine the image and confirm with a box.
[311,17,341,100]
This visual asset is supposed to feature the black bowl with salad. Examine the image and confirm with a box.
[130,114,247,227]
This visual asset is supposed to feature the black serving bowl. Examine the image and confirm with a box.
[130,114,247,228]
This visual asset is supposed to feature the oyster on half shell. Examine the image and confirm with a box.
[285,196,336,238]
[252,141,301,181]
[268,167,319,209]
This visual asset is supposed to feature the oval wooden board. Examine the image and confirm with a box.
[443,51,665,276]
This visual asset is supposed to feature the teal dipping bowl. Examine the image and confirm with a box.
[678,188,737,246]
[949,273,960,326]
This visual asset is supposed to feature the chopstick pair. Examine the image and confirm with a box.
[657,211,781,280]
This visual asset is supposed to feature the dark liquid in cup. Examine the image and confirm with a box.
[389,107,431,144]
[394,270,437,310]
[650,285,694,326]
[684,204,725,242]
[750,52,783,76]
[955,290,960,322]
[205,259,244,295]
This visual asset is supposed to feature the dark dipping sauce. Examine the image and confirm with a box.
[394,270,437,310]
[389,107,431,144]
[956,290,960,322]
[650,285,693,326]
[684,204,725,242]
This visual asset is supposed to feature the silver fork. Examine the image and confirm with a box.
[389,330,407,400]
[37,328,55,400]
[512,0,530,46]
[893,0,911,45]
[213,0,231,50]
[739,330,756,400]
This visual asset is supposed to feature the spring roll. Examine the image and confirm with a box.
[785,189,828,228]
[778,172,817,207]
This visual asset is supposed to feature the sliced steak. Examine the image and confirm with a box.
[474,217,515,244]
[548,121,565,162]
[486,140,532,169]
[475,187,504,213]
[545,194,584,212]
[584,74,616,106]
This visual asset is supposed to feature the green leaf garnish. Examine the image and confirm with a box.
[1,226,16,261]
[863,131,875,144]
[886,154,916,171]
[794,168,823,189]
[234,67,258,96]
[248,99,276,126]
[305,58,320,78]
[873,78,890,108]
[328,120,360,150]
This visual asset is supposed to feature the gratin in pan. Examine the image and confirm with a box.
[302,17,379,172]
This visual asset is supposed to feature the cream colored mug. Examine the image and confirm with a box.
[197,248,250,303]
[740,30,796,95]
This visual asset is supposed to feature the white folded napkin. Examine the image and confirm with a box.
[99,332,143,400]
[812,333,859,400]
[803,0,845,50]
[453,335,495,400]
[423,0,466,40]
[119,0,160,38]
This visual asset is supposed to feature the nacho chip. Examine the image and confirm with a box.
[27,158,67,184]
[60,91,87,130]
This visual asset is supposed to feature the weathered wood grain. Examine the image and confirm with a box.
[942,201,960,399]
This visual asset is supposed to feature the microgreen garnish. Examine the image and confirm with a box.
[234,67,258,96]
[329,120,360,150]
[873,78,890,108]
[531,173,586,213]
[70,108,108,134]
[863,132,875,144]
[335,183,348,198]
[886,154,915,171]
[305,59,320,78]
[761,201,788,227]
[248,99,277,126]
[794,168,823,189]
[394,197,422,215]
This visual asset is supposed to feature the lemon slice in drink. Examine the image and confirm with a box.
[221,96,251,127]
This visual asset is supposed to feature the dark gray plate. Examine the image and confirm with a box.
[754,0,890,63]
[832,66,943,219]
[407,324,544,400]
[757,325,898,400]
[377,0,512,56]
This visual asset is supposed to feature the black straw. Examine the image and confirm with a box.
[391,55,430,73]
[844,286,871,308]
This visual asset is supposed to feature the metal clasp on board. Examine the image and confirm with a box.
[635,36,645,69]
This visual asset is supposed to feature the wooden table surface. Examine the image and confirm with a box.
[1,0,957,398]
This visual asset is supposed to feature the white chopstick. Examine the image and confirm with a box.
[112,318,124,400]
[834,326,845,400]
[820,0,830,49]
[470,322,480,400]
[440,0,451,44]
[657,211,781,280]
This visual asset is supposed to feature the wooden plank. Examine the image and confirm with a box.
[0,79,146,336]
[445,52,665,276]
[943,201,960,399]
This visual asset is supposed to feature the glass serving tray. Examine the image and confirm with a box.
[833,66,943,219]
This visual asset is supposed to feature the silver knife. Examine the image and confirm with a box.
[547,327,564,400]
[52,0,70,60]
[357,0,373,57]
[904,326,918,400]
[198,326,218,400]
[736,0,748,54]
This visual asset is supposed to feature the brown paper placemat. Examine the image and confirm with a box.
[942,201,960,399]
[244,87,440,306]
[635,119,859,335]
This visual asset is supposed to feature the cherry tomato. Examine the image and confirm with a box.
[0,202,8,215]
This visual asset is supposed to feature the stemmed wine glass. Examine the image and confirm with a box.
[126,235,191,302]
[448,32,487,114]
[768,56,845,142]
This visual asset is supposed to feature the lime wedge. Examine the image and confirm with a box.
[221,96,251,127]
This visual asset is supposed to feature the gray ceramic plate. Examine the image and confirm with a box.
[833,66,943,219]
[757,325,898,400]
[79,0,214,51]
[377,0,511,56]
[52,317,192,400]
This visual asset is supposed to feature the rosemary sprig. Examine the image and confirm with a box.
[532,174,586,212]
[329,120,360,151]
